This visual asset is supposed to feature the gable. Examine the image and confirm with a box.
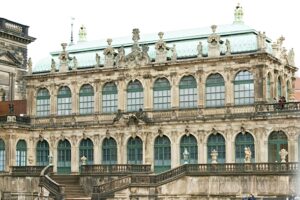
[0,51,21,66]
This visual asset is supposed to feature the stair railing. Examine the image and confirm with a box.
[39,164,65,200]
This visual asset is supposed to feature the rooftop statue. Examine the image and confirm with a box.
[58,43,70,72]
[72,56,78,70]
[27,57,32,75]
[197,41,203,58]
[103,38,115,67]
[257,31,267,52]
[171,44,177,61]
[116,46,126,67]
[155,32,170,63]
[225,39,231,55]
[287,48,295,66]
[51,59,56,73]
[95,53,101,68]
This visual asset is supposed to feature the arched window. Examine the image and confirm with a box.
[36,88,50,116]
[179,76,197,108]
[57,140,71,174]
[286,81,290,101]
[102,138,117,164]
[267,73,271,101]
[205,73,225,107]
[79,84,94,114]
[36,140,49,166]
[235,132,255,163]
[277,77,282,97]
[0,139,5,171]
[268,131,288,162]
[180,135,198,164]
[79,139,94,165]
[127,137,143,164]
[102,82,118,113]
[153,78,171,110]
[234,71,254,105]
[154,135,171,173]
[16,140,27,166]
[207,133,225,163]
[127,80,144,112]
[57,86,72,116]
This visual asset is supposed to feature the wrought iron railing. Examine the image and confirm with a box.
[11,166,45,176]
[92,162,299,198]
[39,165,65,200]
[81,164,151,175]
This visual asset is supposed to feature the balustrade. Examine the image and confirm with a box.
[11,166,45,176]
[81,164,151,175]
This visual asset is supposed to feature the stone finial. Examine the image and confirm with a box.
[158,32,164,40]
[197,41,203,58]
[211,25,217,33]
[78,25,87,42]
[211,149,218,164]
[233,3,244,24]
[107,38,112,46]
[225,39,231,55]
[257,32,267,52]
[244,147,252,163]
[207,25,221,57]
[279,148,288,163]
[59,43,70,72]
[61,43,67,52]
[132,28,140,43]
[27,57,32,75]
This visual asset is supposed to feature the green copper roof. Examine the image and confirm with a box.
[33,23,269,73]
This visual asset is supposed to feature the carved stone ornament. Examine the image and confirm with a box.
[72,56,78,70]
[51,59,56,73]
[82,131,87,140]
[197,42,203,58]
[225,39,231,55]
[212,128,217,135]
[95,53,101,68]
[207,25,222,57]
[185,126,190,136]
[115,46,126,67]
[158,127,163,137]
[106,129,110,139]
[38,133,44,142]
[279,148,288,163]
[131,132,137,139]
[244,147,252,163]
[257,31,267,52]
[171,44,177,61]
[241,126,246,134]
[27,57,32,75]
[60,133,65,141]
[211,149,218,164]
[59,43,70,72]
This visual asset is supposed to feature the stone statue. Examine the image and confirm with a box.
[59,43,70,72]
[225,39,231,55]
[210,149,218,164]
[81,155,87,165]
[139,45,150,65]
[103,38,115,67]
[27,57,32,75]
[183,148,190,164]
[279,148,288,163]
[51,59,56,73]
[171,44,177,61]
[95,53,101,67]
[155,32,170,63]
[207,25,221,57]
[287,48,295,66]
[244,147,252,163]
[116,46,126,67]
[78,25,87,42]
[197,41,203,58]
[72,56,78,70]
[257,31,267,52]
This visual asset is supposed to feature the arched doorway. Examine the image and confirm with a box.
[268,131,288,162]
[127,137,143,164]
[57,140,71,174]
[36,140,49,166]
[154,135,171,173]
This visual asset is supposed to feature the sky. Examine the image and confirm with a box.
[1,0,299,76]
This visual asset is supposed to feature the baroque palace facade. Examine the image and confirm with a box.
[1,5,300,200]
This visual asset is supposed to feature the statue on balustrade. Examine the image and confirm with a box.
[155,32,170,63]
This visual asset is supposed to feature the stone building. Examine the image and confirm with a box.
[0,4,300,199]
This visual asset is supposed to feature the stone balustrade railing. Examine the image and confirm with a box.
[92,162,299,198]
[0,18,28,36]
[11,166,45,176]
[39,165,65,200]
[81,164,152,175]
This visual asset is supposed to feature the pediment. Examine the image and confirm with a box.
[0,51,21,66]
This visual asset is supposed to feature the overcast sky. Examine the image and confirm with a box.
[2,0,299,76]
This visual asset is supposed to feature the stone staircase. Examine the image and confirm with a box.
[51,175,91,200]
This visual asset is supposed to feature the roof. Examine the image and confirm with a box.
[33,23,268,73]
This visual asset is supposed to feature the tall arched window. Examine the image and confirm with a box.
[127,80,144,112]
[180,135,198,164]
[57,86,72,116]
[57,140,71,174]
[277,77,282,97]
[235,132,255,163]
[268,131,288,162]
[267,73,271,101]
[36,140,49,166]
[179,76,197,108]
[234,71,254,105]
[153,78,171,110]
[36,88,50,116]
[16,140,27,166]
[205,73,225,107]
[286,81,290,101]
[207,133,225,163]
[127,137,143,164]
[102,82,118,113]
[154,135,171,173]
[0,139,5,171]
[102,138,117,164]
[79,84,94,114]
[79,138,94,165]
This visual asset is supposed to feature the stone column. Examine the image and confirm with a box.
[50,85,57,116]
[197,71,205,108]
[225,69,233,106]
[198,132,205,164]
[118,81,126,112]
[143,79,152,111]
[71,137,79,173]
[94,81,100,114]
[287,128,297,162]
[71,82,78,115]
[172,133,180,167]
[93,136,100,164]
[225,135,233,163]
[171,74,179,108]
